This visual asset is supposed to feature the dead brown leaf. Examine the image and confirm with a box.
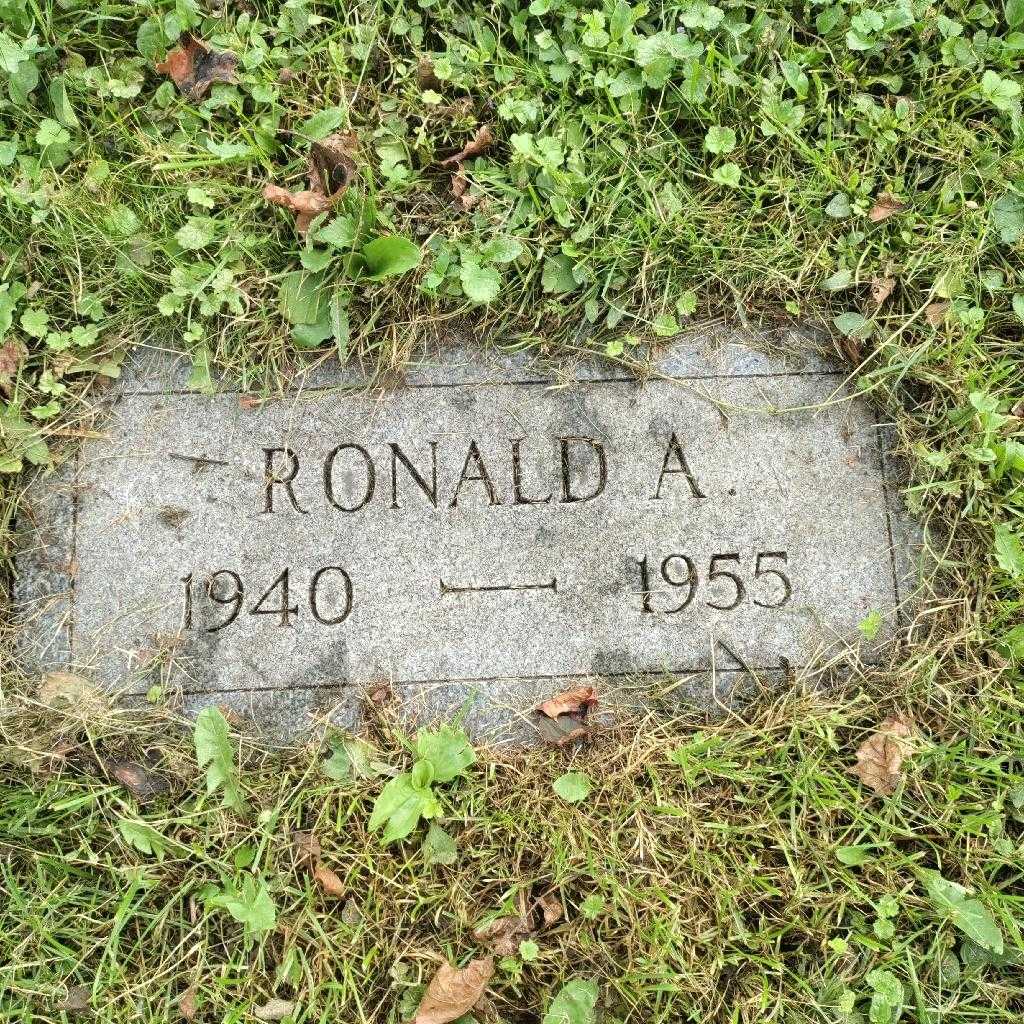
[870,276,895,306]
[414,957,494,1024]
[109,759,170,800]
[534,686,598,745]
[155,32,238,100]
[292,830,321,867]
[179,986,198,1021]
[253,998,296,1021]
[0,338,25,395]
[264,133,358,234]
[472,915,533,956]
[925,301,949,327]
[537,687,598,719]
[313,863,345,898]
[57,985,90,1012]
[450,168,480,211]
[38,671,101,706]
[535,892,564,927]
[852,715,914,796]
[417,57,443,92]
[868,193,905,223]
[439,126,494,167]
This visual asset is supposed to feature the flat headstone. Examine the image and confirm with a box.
[14,327,919,742]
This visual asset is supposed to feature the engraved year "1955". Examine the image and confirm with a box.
[638,550,792,614]
[180,566,353,632]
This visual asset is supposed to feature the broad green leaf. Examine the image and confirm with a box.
[322,735,381,780]
[993,524,1024,579]
[369,772,434,844]
[834,311,871,338]
[992,192,1024,244]
[553,772,592,803]
[704,125,736,154]
[315,215,357,250]
[1009,0,1024,29]
[460,261,501,303]
[415,725,475,782]
[278,271,325,325]
[711,161,742,187]
[866,969,903,1024]
[422,823,458,866]
[175,216,217,251]
[360,235,421,281]
[209,876,277,937]
[117,819,167,859]
[836,844,875,866]
[542,254,578,294]
[194,707,245,812]
[298,106,345,140]
[542,979,598,1024]
[922,870,1004,953]
[188,346,215,395]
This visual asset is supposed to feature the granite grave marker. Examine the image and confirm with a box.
[14,331,918,741]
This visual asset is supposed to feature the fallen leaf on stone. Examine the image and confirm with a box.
[439,126,494,167]
[537,687,598,719]
[852,715,915,796]
[253,998,296,1021]
[264,133,358,234]
[179,986,198,1021]
[57,985,90,1012]
[313,863,345,897]
[534,686,598,745]
[871,276,895,305]
[925,301,949,327]
[472,915,533,956]
[38,671,101,706]
[869,194,905,223]
[0,338,25,395]
[155,32,238,100]
[414,957,494,1024]
[536,891,564,927]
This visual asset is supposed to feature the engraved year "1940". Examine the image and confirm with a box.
[180,566,353,632]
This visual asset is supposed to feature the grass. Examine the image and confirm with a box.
[2,0,1024,1021]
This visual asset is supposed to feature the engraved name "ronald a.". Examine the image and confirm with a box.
[261,432,706,514]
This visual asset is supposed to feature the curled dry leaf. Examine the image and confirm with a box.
[925,301,949,327]
[414,957,494,1024]
[537,687,598,719]
[439,125,494,167]
[871,276,895,305]
[852,714,915,796]
[155,32,238,100]
[253,998,296,1022]
[472,915,533,956]
[868,193,906,223]
[313,863,345,897]
[439,125,493,209]
[264,132,359,234]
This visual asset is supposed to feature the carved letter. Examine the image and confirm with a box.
[450,440,500,508]
[389,442,438,509]
[325,443,375,512]
[559,436,607,504]
[651,433,706,500]
[511,438,552,506]
[263,447,308,514]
